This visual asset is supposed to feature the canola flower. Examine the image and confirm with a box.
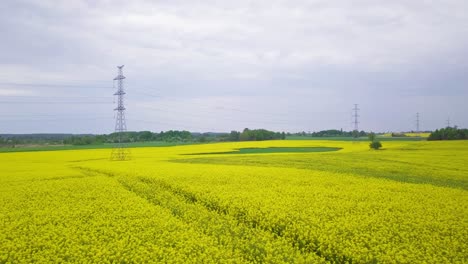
[381,132,430,138]
[0,140,467,263]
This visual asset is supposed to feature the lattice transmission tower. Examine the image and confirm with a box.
[352,104,360,138]
[416,112,420,134]
[111,65,131,161]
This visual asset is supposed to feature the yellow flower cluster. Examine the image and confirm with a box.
[0,140,467,263]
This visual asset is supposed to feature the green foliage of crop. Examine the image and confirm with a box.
[184,147,341,155]
[0,141,197,153]
[0,140,467,263]
[286,136,425,141]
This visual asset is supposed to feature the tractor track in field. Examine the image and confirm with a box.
[73,166,356,264]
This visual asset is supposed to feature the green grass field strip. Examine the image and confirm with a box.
[286,136,426,141]
[0,141,198,153]
[174,154,468,190]
[182,147,342,155]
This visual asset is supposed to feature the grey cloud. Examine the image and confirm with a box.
[0,0,467,133]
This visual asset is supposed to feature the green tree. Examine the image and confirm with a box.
[229,131,240,141]
[370,141,382,150]
[138,131,153,141]
[352,130,359,138]
[428,127,467,140]
[368,132,382,150]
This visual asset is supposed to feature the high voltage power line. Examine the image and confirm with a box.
[137,105,300,126]
[1,81,347,122]
[0,80,363,132]
[0,95,111,99]
[0,101,112,104]
[2,80,346,118]
[0,81,112,89]
[1,117,111,122]
[129,119,218,132]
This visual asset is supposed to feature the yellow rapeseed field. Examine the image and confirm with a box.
[0,140,467,263]
[403,133,431,138]
[381,132,431,138]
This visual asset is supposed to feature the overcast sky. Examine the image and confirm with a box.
[1,0,467,134]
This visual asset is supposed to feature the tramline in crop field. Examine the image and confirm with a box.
[0,140,467,263]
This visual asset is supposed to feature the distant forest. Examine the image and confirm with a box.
[428,127,468,140]
[5,127,463,147]
[0,128,363,147]
[292,129,368,138]
[0,128,286,147]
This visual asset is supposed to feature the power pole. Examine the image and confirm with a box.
[446,117,451,127]
[416,112,420,134]
[111,65,131,161]
[352,104,359,138]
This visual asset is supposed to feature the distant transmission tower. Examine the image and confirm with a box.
[416,112,420,134]
[446,117,451,127]
[352,104,360,138]
[111,65,131,161]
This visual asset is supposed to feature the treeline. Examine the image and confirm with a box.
[1,128,286,147]
[0,134,89,147]
[428,127,468,140]
[65,129,286,145]
[63,129,285,145]
[292,129,368,137]
[63,130,194,145]
[235,128,286,141]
